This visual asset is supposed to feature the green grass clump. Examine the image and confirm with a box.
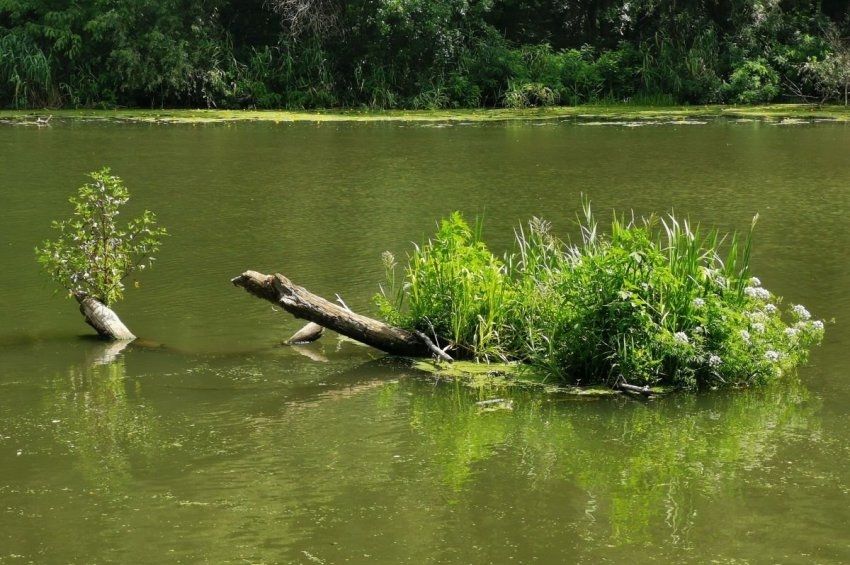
[376,212,511,360]
[376,201,824,390]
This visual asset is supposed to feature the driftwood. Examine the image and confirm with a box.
[74,292,136,341]
[286,322,324,344]
[231,270,452,361]
[614,380,653,397]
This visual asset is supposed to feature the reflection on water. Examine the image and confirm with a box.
[51,342,161,490]
[397,373,816,547]
[0,342,824,561]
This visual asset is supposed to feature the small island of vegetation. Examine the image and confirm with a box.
[233,201,824,393]
[376,205,824,390]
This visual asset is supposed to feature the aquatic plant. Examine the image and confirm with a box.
[36,168,166,306]
[377,202,824,389]
[376,212,511,361]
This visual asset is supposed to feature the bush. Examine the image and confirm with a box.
[503,80,559,108]
[376,212,511,360]
[725,60,780,104]
[377,204,824,390]
[800,30,850,104]
[558,47,603,104]
[36,168,167,306]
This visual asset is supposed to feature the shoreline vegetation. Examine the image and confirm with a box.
[2,3,848,111]
[4,103,850,125]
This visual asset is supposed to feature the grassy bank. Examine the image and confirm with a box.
[2,104,850,125]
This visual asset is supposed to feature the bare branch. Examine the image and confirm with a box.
[265,0,340,39]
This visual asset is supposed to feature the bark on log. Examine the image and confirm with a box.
[74,292,136,341]
[231,270,446,359]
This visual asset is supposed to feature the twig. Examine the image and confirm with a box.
[335,294,351,311]
[413,330,454,363]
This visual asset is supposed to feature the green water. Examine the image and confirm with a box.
[1,119,849,563]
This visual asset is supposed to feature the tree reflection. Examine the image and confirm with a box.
[50,340,160,489]
[397,374,817,546]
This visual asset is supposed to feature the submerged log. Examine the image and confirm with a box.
[74,292,136,341]
[286,322,324,344]
[231,270,451,360]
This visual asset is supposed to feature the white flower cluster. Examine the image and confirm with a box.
[812,320,824,331]
[744,286,771,300]
[764,304,778,315]
[792,305,811,321]
[764,350,781,362]
[785,327,799,338]
[693,297,705,308]
[674,331,689,344]
[708,354,722,368]
[740,329,751,344]
[751,322,765,334]
[747,310,767,322]
[749,276,762,287]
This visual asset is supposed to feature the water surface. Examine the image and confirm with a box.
[1,118,849,562]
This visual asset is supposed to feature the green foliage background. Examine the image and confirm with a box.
[1,0,848,109]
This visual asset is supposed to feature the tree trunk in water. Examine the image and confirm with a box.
[74,292,136,341]
[231,270,450,360]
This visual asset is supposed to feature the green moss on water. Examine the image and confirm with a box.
[3,103,850,125]
[410,359,669,397]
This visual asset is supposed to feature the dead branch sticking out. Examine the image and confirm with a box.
[231,270,452,361]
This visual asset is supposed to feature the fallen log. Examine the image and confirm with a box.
[74,292,136,341]
[614,379,653,397]
[231,270,451,361]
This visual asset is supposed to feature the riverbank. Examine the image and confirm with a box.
[2,103,850,124]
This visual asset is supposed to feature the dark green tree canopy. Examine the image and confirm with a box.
[1,0,848,109]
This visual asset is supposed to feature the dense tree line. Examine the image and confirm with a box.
[1,0,849,109]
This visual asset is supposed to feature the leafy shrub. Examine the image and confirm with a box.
[36,168,167,306]
[558,47,603,104]
[503,81,559,108]
[800,30,850,104]
[376,213,511,360]
[377,204,824,390]
[725,59,780,104]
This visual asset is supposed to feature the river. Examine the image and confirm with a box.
[1,118,848,562]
